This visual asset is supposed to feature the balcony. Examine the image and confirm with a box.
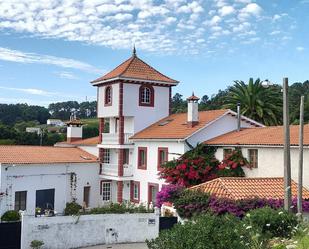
[100,133,134,148]
[100,164,134,180]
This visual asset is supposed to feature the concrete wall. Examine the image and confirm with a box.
[215,146,309,188]
[0,163,100,216]
[21,212,159,249]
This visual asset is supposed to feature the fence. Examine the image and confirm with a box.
[0,221,21,249]
[21,212,159,249]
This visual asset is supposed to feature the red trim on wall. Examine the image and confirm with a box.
[104,85,112,106]
[137,147,147,170]
[117,181,123,203]
[99,118,104,143]
[169,86,172,115]
[130,181,140,203]
[148,182,159,205]
[157,147,168,171]
[139,84,154,107]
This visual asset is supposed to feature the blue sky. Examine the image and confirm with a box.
[0,0,308,106]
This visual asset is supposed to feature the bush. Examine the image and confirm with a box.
[64,202,82,215]
[88,202,152,215]
[1,210,20,222]
[147,213,246,249]
[173,189,210,218]
[243,207,298,239]
[30,240,44,249]
[156,184,184,208]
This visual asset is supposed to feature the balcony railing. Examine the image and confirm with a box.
[101,133,133,145]
[100,163,133,178]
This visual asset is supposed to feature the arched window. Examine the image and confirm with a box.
[105,86,112,106]
[139,85,154,107]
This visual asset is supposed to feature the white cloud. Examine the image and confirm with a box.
[0,47,100,73]
[219,6,235,16]
[296,46,305,52]
[56,71,79,80]
[0,86,57,96]
[238,3,262,20]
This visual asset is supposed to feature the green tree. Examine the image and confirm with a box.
[224,78,282,126]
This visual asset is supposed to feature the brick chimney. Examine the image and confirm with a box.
[187,92,199,127]
[66,116,83,143]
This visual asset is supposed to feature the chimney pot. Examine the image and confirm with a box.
[187,92,199,127]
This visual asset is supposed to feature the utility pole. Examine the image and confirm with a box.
[283,77,292,211]
[297,95,305,216]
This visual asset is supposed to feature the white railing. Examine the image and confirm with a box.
[101,133,133,145]
[101,164,133,177]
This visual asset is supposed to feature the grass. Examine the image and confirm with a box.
[80,118,98,128]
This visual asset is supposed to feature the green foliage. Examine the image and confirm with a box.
[1,210,21,222]
[30,240,44,249]
[64,202,82,215]
[89,202,152,214]
[83,126,99,139]
[243,207,298,239]
[173,189,210,218]
[224,78,283,126]
[147,213,246,249]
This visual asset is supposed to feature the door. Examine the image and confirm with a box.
[148,183,159,207]
[83,186,91,208]
[36,188,55,211]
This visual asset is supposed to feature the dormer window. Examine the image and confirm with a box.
[139,85,154,107]
[105,86,112,106]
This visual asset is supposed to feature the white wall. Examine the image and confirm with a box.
[132,140,186,204]
[21,212,159,249]
[0,163,100,216]
[215,146,309,189]
[123,83,170,133]
[188,114,255,147]
[97,83,120,118]
[67,126,82,139]
[77,146,99,157]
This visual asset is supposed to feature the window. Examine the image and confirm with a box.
[223,148,233,158]
[124,149,130,165]
[131,181,140,203]
[103,149,110,164]
[158,147,168,170]
[101,181,111,202]
[248,149,258,168]
[139,85,154,107]
[138,147,147,169]
[15,191,27,211]
[104,86,112,106]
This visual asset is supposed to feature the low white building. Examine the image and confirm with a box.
[204,125,309,188]
[0,146,100,216]
[47,119,65,127]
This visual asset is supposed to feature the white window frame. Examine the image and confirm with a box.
[102,182,111,202]
[133,183,139,200]
[103,149,110,164]
[248,149,258,168]
[141,87,151,104]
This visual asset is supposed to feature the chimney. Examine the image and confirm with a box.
[187,92,200,127]
[66,116,83,143]
[237,102,241,131]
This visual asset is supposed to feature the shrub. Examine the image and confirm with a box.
[30,240,44,249]
[156,184,184,208]
[173,189,210,218]
[64,202,82,215]
[88,202,152,215]
[147,213,246,249]
[243,207,298,239]
[1,210,20,222]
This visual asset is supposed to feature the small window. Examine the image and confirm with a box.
[138,147,147,169]
[158,147,168,170]
[248,149,258,168]
[105,86,112,106]
[124,149,130,165]
[15,191,27,211]
[223,148,233,158]
[131,181,140,203]
[101,181,111,202]
[103,149,110,164]
[139,85,154,107]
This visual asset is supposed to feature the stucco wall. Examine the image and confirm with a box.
[97,83,120,118]
[0,163,100,216]
[21,213,159,249]
[215,146,309,188]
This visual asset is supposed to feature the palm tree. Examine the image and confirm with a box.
[224,78,282,126]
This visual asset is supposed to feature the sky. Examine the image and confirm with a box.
[0,0,308,106]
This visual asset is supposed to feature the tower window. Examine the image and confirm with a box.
[105,86,112,106]
[139,85,154,107]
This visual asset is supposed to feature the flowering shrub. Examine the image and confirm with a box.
[159,145,248,187]
[156,184,184,208]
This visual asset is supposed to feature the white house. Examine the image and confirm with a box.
[204,125,309,189]
[0,146,100,216]
[47,119,65,127]
[90,49,264,205]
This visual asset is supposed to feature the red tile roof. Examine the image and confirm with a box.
[205,125,309,146]
[191,177,309,200]
[0,146,98,164]
[57,136,99,146]
[91,54,178,85]
[131,109,229,139]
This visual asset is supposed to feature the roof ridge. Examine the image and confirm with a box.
[119,55,136,77]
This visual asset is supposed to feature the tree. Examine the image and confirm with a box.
[224,78,283,126]
[171,93,187,113]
